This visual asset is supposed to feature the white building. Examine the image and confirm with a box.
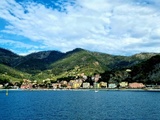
[82,82,90,88]
[108,83,117,88]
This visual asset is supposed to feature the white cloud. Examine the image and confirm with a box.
[0,39,36,49]
[0,38,45,55]
[0,0,160,55]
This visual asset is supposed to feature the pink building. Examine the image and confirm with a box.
[20,84,33,89]
[129,82,145,89]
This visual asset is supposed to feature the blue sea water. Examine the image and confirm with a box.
[0,90,160,120]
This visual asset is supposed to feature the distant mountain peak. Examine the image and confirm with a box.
[70,48,85,52]
[0,47,160,83]
[65,48,86,55]
[132,52,159,59]
[0,47,18,57]
[27,50,63,59]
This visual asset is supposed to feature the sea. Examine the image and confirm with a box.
[0,90,160,120]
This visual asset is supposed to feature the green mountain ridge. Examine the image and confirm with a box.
[14,50,65,73]
[0,47,159,83]
[130,55,160,84]
[0,64,31,86]
[100,55,160,85]
[0,48,20,66]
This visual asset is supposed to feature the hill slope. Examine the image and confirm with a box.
[0,47,159,82]
[130,55,160,84]
[100,55,160,85]
[0,64,31,84]
[14,50,65,73]
[0,47,20,66]
[32,48,158,81]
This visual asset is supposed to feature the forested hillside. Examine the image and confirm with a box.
[0,47,159,84]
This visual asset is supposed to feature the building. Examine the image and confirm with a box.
[100,82,107,88]
[0,84,3,89]
[82,82,90,89]
[119,82,128,88]
[52,83,61,89]
[71,82,81,89]
[60,81,68,88]
[128,82,145,89]
[20,84,33,89]
[66,85,71,89]
[108,83,117,89]
[93,74,101,82]
[65,80,81,89]
[93,82,100,88]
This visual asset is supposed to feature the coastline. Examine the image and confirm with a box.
[1,88,160,92]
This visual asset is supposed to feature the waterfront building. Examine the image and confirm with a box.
[20,83,33,89]
[52,84,57,89]
[66,85,71,89]
[71,82,81,89]
[52,83,61,89]
[100,82,107,88]
[82,82,90,89]
[108,83,117,89]
[93,82,100,88]
[119,82,128,88]
[0,84,3,89]
[60,81,68,88]
[128,82,145,89]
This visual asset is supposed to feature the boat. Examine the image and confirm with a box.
[95,90,98,92]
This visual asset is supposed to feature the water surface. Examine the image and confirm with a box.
[0,90,160,120]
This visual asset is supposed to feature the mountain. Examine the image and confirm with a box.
[100,55,160,85]
[31,48,159,81]
[0,47,159,83]
[0,63,31,85]
[0,47,20,66]
[130,55,160,84]
[14,50,65,73]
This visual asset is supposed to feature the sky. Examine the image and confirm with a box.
[0,0,160,56]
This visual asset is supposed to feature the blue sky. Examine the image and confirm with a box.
[0,0,160,55]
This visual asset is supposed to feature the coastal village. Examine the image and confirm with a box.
[0,69,159,90]
[1,48,160,91]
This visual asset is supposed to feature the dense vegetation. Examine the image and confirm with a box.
[100,55,160,85]
[0,47,159,85]
[0,64,31,88]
